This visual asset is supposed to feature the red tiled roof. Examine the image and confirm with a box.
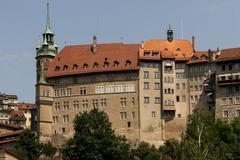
[214,48,240,62]
[139,39,193,61]
[10,111,26,121]
[187,51,209,64]
[47,43,140,78]
[18,103,34,110]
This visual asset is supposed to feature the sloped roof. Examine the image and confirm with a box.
[214,48,240,62]
[187,51,209,64]
[47,43,140,78]
[139,39,193,61]
[18,102,34,110]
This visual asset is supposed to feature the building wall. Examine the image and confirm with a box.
[50,71,140,144]
[215,62,240,121]
[139,61,163,145]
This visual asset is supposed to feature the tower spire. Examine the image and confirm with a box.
[44,3,53,34]
[167,24,173,42]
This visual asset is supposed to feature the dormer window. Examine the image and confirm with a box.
[93,62,99,69]
[164,48,168,51]
[200,55,208,59]
[191,55,198,61]
[63,65,68,71]
[113,61,119,67]
[83,63,88,69]
[72,64,78,70]
[103,61,109,68]
[176,48,181,51]
[125,60,131,67]
[55,66,60,71]
[144,51,150,57]
[152,52,159,58]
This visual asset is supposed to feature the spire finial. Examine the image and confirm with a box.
[44,2,53,34]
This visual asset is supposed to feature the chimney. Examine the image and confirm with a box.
[192,36,195,52]
[92,35,97,53]
[141,41,144,49]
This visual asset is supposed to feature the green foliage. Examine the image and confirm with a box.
[61,109,131,160]
[41,141,57,160]
[14,128,41,160]
[131,142,160,160]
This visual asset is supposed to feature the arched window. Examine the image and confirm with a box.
[201,55,208,59]
[63,65,68,71]
[93,62,99,69]
[164,48,168,51]
[125,60,131,67]
[55,66,60,71]
[83,63,88,69]
[72,64,78,70]
[113,61,119,67]
[176,48,181,51]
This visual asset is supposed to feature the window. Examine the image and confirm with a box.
[120,112,127,120]
[93,62,99,69]
[63,101,69,110]
[154,72,160,79]
[128,122,131,128]
[195,86,198,91]
[144,71,149,79]
[53,116,59,124]
[103,60,109,68]
[63,115,69,123]
[176,72,185,79]
[152,52,159,58]
[63,65,68,71]
[62,128,66,134]
[92,99,98,109]
[66,88,71,96]
[144,82,149,89]
[144,52,150,57]
[155,97,160,104]
[132,97,135,105]
[72,64,78,70]
[229,98,233,105]
[182,83,186,89]
[178,114,181,118]
[229,64,232,71]
[222,65,225,71]
[235,86,240,92]
[182,95,186,102]
[235,109,240,117]
[236,97,240,104]
[113,61,119,67]
[176,96,180,102]
[176,83,180,90]
[55,66,60,71]
[152,111,156,118]
[199,85,203,90]
[73,101,79,109]
[132,112,136,119]
[144,97,150,104]
[195,95,198,102]
[83,63,88,69]
[194,77,198,81]
[125,60,131,67]
[82,100,88,109]
[120,97,127,107]
[223,110,229,118]
[221,98,227,105]
[154,83,160,90]
[54,102,60,111]
[80,87,86,95]
[100,99,107,107]
[191,96,194,102]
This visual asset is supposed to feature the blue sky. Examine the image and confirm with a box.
[0,0,240,103]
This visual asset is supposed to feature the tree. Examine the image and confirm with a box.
[41,142,57,160]
[14,128,41,160]
[61,109,131,160]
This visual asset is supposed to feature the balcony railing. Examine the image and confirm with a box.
[217,72,240,85]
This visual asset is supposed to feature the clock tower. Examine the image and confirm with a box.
[35,3,58,142]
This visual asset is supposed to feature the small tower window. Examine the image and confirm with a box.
[125,60,131,67]
[113,61,119,67]
[83,63,88,69]
[93,62,99,69]
[55,66,60,71]
[72,64,78,70]
[63,65,68,71]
